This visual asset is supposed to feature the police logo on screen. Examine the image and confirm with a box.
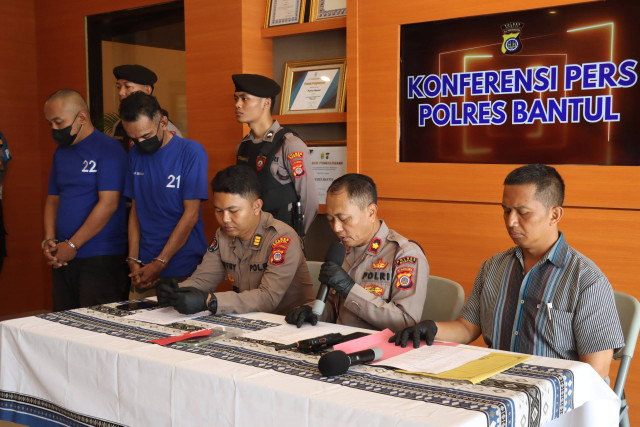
[501,22,523,54]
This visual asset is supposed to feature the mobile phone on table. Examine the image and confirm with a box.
[116,300,159,311]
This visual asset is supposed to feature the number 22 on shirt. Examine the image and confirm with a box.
[82,160,97,173]
[167,174,181,188]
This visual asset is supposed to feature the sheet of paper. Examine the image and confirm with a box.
[399,352,532,384]
[126,307,208,325]
[242,322,357,345]
[375,345,490,374]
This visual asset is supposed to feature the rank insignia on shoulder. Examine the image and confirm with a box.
[256,155,267,171]
[395,256,417,266]
[208,237,219,252]
[237,155,248,163]
[364,284,384,296]
[372,258,388,269]
[368,238,382,254]
[266,131,274,139]
[253,234,262,247]
[395,266,415,290]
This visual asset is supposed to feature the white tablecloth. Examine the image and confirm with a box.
[0,306,620,427]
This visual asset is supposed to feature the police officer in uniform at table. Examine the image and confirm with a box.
[112,64,182,151]
[157,165,314,315]
[285,173,429,332]
[233,73,318,238]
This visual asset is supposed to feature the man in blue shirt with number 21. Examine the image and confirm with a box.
[120,92,208,298]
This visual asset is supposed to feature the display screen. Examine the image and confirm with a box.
[400,0,640,165]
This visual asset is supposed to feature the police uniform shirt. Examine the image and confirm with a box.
[124,135,208,277]
[180,211,314,315]
[236,120,319,233]
[321,221,429,332]
[48,129,128,258]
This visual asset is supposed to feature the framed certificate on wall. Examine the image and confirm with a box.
[308,141,347,204]
[280,58,347,115]
[265,0,305,27]
[311,0,347,21]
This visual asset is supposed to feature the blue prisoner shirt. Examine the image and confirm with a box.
[47,129,128,258]
[125,135,208,277]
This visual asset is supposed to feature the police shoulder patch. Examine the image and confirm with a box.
[208,237,219,252]
[395,256,417,266]
[395,266,415,290]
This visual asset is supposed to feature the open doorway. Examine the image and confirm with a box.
[86,1,187,137]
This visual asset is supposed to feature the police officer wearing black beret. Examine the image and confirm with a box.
[233,74,318,238]
[112,64,182,151]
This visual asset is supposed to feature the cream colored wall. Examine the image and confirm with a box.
[101,41,188,135]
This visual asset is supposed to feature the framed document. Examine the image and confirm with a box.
[265,0,305,27]
[308,142,347,204]
[280,58,347,115]
[310,0,347,21]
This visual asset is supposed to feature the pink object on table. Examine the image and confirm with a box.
[333,329,458,361]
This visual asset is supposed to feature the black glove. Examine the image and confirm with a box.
[169,286,208,314]
[389,320,438,348]
[207,293,218,314]
[319,261,355,298]
[285,305,318,328]
[156,279,179,307]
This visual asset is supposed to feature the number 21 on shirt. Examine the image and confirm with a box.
[167,174,181,188]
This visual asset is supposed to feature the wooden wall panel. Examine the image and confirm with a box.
[0,1,43,313]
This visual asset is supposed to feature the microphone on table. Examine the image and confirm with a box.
[318,348,384,377]
[312,242,347,316]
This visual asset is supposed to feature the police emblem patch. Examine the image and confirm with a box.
[395,266,415,290]
[501,22,523,55]
[256,155,267,171]
[269,247,287,265]
[287,152,305,177]
[269,236,290,265]
[372,258,388,269]
[226,272,235,282]
[208,237,218,252]
[368,238,382,254]
[364,284,384,296]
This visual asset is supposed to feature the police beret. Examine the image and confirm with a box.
[232,74,281,98]
[113,65,158,86]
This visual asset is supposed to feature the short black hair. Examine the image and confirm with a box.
[504,164,565,207]
[327,173,377,209]
[211,165,262,200]
[119,91,163,122]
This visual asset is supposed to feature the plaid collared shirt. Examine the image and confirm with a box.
[461,232,624,360]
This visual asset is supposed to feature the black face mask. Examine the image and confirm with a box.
[134,122,164,154]
[51,113,81,146]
